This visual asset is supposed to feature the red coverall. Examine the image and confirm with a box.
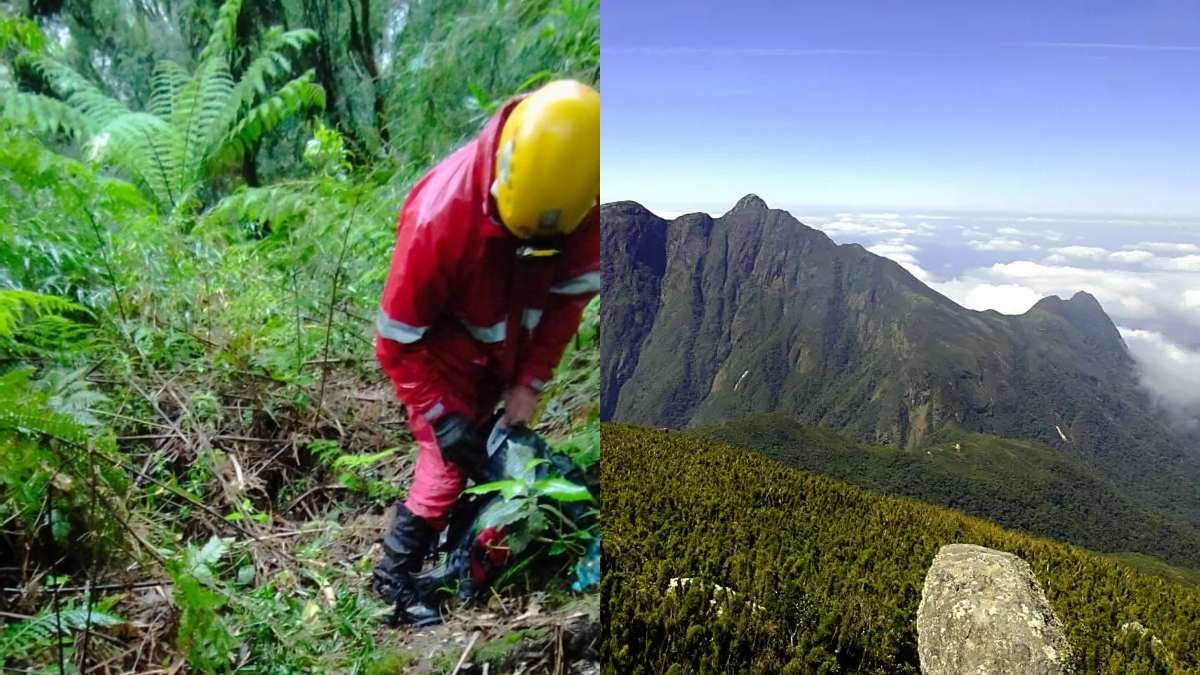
[375,98,600,528]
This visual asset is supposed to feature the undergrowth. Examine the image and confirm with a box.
[0,1,599,671]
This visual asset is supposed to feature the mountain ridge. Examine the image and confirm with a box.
[601,195,1200,525]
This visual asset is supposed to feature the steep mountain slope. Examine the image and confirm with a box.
[601,196,1200,524]
[695,413,1200,569]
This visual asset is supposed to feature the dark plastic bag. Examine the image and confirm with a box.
[412,417,592,603]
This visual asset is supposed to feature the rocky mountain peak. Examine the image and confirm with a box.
[730,193,769,213]
[1067,290,1103,310]
[1028,290,1123,351]
[600,200,662,221]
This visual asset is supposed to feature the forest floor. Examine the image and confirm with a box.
[2,358,600,673]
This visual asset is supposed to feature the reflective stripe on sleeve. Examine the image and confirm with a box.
[377,310,430,344]
[550,271,600,295]
[460,317,507,343]
[422,401,446,423]
[522,308,543,330]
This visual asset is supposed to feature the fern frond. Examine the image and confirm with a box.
[148,59,189,118]
[26,54,129,128]
[170,58,234,187]
[192,63,236,166]
[207,183,317,229]
[216,27,318,137]
[198,0,245,65]
[0,605,123,660]
[0,366,118,457]
[0,89,92,139]
[92,112,185,207]
[218,70,324,162]
[0,290,84,339]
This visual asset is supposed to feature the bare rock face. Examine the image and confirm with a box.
[917,544,1074,674]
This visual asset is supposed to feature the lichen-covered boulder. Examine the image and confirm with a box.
[917,544,1074,674]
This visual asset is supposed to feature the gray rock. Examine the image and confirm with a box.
[917,544,1074,674]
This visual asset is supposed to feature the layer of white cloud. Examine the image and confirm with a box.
[820,215,916,238]
[1120,328,1200,426]
[1051,245,1109,260]
[867,240,931,281]
[931,280,1044,315]
[1109,250,1155,264]
[968,237,1026,252]
[814,214,938,242]
[1135,241,1200,254]
[1154,255,1200,272]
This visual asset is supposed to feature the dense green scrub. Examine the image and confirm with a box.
[602,425,1200,674]
[697,413,1200,571]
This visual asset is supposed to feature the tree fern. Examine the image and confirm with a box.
[25,53,130,129]
[91,111,184,207]
[4,0,323,210]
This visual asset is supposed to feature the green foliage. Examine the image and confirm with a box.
[0,601,123,662]
[0,289,88,342]
[0,15,45,54]
[698,413,1200,570]
[168,536,238,673]
[381,0,599,165]
[541,298,599,431]
[0,367,127,554]
[313,441,402,503]
[603,425,1200,674]
[0,0,598,670]
[466,454,595,558]
[4,0,323,210]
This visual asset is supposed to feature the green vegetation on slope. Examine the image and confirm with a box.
[696,412,1200,572]
[602,424,1200,674]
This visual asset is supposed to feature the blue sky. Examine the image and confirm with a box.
[602,0,1200,217]
[601,0,1200,419]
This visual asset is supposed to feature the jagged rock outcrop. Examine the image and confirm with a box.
[917,544,1074,674]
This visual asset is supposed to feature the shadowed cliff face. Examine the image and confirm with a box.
[600,201,668,420]
[601,195,1200,523]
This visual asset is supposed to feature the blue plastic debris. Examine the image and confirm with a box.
[571,537,601,592]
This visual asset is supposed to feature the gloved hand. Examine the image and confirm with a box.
[502,385,539,427]
[432,413,491,483]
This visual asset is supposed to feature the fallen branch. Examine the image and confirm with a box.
[2,578,173,594]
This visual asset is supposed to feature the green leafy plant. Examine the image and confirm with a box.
[168,536,238,674]
[465,457,594,558]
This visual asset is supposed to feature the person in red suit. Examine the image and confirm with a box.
[372,80,599,626]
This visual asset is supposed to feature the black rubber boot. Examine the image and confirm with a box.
[372,503,444,628]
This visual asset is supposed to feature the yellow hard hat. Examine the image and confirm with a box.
[492,80,600,239]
